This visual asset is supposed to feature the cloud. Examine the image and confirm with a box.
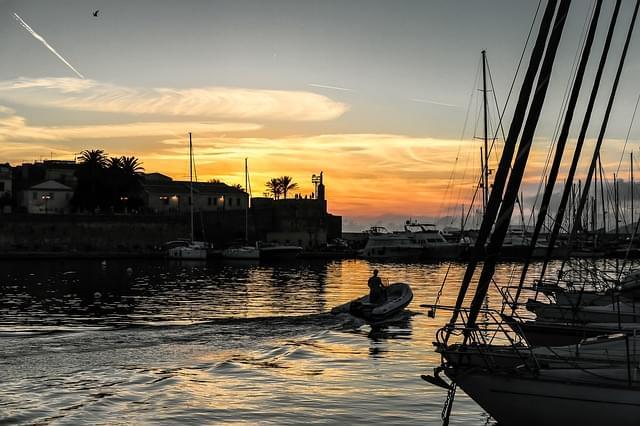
[0,106,262,164]
[0,77,349,121]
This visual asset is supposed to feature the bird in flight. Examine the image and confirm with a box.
[92,10,99,17]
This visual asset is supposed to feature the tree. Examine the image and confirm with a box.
[78,149,108,168]
[266,178,282,199]
[278,176,298,199]
[73,149,109,212]
[72,151,145,213]
[118,156,145,211]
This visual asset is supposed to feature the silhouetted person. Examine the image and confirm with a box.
[368,269,385,304]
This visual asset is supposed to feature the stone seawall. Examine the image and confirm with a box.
[0,214,189,255]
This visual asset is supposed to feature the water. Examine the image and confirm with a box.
[0,258,530,425]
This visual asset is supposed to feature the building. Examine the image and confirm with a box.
[22,180,73,214]
[142,173,248,214]
[0,163,11,213]
[251,172,341,248]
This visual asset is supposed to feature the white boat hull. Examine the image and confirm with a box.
[222,246,260,260]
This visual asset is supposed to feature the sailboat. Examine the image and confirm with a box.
[167,133,208,260]
[423,1,640,424]
[222,158,260,260]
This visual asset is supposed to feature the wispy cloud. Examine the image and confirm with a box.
[0,77,349,122]
[309,83,355,92]
[13,13,85,79]
[409,98,457,108]
[0,107,260,143]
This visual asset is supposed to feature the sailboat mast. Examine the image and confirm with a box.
[245,158,249,242]
[482,50,489,214]
[632,151,634,228]
[189,132,194,243]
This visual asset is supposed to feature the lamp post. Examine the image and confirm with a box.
[41,193,52,214]
[120,196,129,214]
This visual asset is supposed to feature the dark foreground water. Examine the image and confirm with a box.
[0,258,535,425]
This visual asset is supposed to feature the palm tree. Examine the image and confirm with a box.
[278,176,298,199]
[266,178,282,199]
[106,156,123,169]
[78,149,108,168]
[119,156,145,210]
[73,149,109,211]
[120,156,144,176]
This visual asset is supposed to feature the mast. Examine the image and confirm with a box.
[245,157,249,242]
[632,152,635,228]
[556,0,639,278]
[480,147,486,214]
[189,132,194,243]
[538,0,623,280]
[466,0,570,331]
[615,173,619,237]
[447,0,559,330]
[482,50,489,214]
[599,156,606,232]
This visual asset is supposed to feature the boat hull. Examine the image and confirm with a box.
[332,283,413,325]
[222,246,260,260]
[446,368,640,426]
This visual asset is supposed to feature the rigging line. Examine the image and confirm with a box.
[526,3,591,232]
[527,3,595,231]
[484,0,545,195]
[447,0,559,331]
[466,0,572,331]
[440,58,482,220]
[484,0,544,172]
[488,0,544,150]
[615,93,640,176]
[538,0,623,281]
[514,0,603,304]
[557,0,640,281]
[437,0,545,324]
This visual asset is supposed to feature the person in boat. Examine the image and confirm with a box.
[368,269,386,304]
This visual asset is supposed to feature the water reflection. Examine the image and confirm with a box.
[2,257,568,424]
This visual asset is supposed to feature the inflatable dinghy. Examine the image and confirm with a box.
[332,282,413,325]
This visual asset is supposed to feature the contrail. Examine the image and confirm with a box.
[309,83,354,92]
[410,98,457,108]
[13,13,85,79]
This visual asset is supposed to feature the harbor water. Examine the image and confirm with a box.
[1,258,567,424]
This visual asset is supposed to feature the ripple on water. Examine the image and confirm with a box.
[0,258,512,424]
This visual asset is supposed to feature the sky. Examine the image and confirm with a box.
[1,0,640,230]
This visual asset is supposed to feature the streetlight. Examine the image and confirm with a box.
[41,193,52,214]
[120,196,129,214]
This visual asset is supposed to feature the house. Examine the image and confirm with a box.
[191,182,247,212]
[22,180,73,214]
[141,174,248,214]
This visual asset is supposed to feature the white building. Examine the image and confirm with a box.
[23,180,73,214]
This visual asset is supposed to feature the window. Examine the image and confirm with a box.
[207,197,212,206]
[0,182,4,191]
[32,191,37,200]
[213,197,217,206]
